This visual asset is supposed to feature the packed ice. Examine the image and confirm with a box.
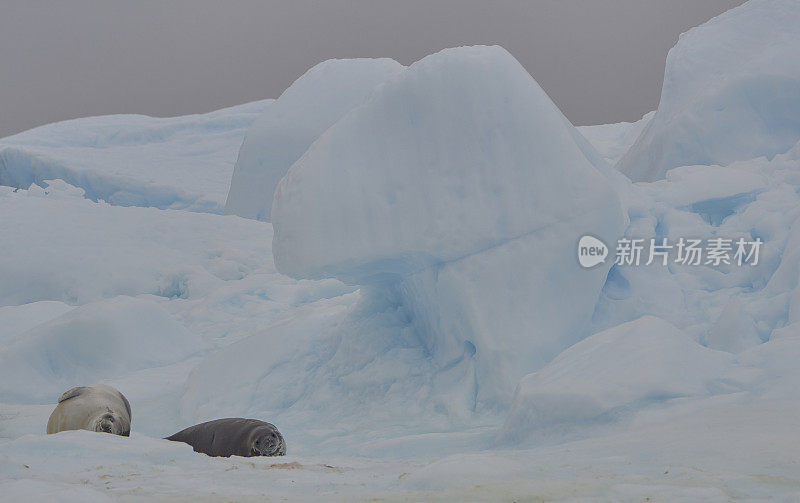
[3,0,800,500]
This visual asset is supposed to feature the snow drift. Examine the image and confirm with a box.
[225,58,404,221]
[0,100,270,212]
[496,316,733,445]
[617,0,800,181]
[0,296,203,404]
[272,45,625,407]
[0,180,273,306]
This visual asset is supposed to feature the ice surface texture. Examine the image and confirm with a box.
[617,0,800,181]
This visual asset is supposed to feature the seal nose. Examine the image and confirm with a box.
[97,414,115,433]
[253,435,279,456]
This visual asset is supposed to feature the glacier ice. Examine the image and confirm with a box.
[272,46,623,281]
[225,58,404,221]
[272,45,625,407]
[617,0,800,181]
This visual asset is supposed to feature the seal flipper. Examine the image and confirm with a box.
[58,386,90,403]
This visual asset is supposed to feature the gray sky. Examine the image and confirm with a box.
[1,0,745,138]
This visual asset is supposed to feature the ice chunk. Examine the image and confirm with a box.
[272,46,624,407]
[617,0,800,181]
[225,58,404,220]
[497,316,732,445]
[272,46,622,282]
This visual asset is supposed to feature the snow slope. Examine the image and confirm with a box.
[0,180,276,306]
[0,296,204,404]
[0,100,271,213]
[617,0,800,181]
[497,316,733,445]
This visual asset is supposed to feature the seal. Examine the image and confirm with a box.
[165,418,286,457]
[46,384,131,436]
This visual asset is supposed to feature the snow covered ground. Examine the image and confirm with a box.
[0,100,272,213]
[3,0,800,500]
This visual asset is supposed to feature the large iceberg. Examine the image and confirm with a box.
[272,46,625,407]
[224,58,404,220]
[617,0,800,181]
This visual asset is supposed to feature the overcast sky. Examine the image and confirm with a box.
[1,0,746,138]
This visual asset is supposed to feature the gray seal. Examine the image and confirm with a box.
[46,384,131,436]
[165,418,286,457]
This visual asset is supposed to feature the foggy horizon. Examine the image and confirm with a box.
[1,0,746,138]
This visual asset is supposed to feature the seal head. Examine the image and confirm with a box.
[91,408,127,435]
[251,425,286,456]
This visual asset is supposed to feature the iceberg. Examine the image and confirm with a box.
[272,45,625,407]
[617,0,800,181]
